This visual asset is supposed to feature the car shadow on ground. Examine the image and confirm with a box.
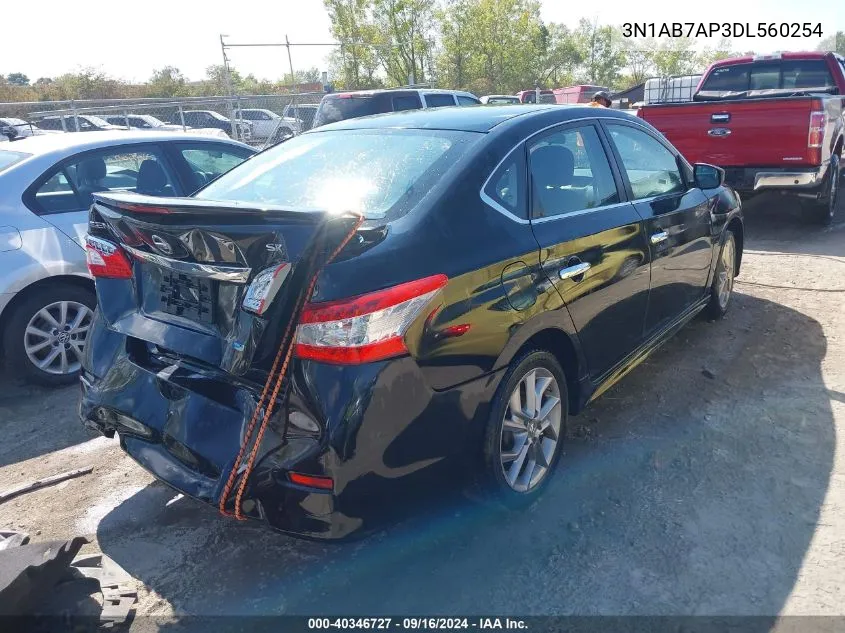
[96,290,834,623]
[0,372,92,468]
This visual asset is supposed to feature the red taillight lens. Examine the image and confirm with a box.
[288,472,334,490]
[85,235,133,279]
[294,274,448,365]
[808,111,826,148]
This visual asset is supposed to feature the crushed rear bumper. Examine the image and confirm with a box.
[79,311,500,540]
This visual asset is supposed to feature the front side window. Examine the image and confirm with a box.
[606,124,685,200]
[34,171,78,213]
[528,125,619,219]
[178,144,252,191]
[457,95,480,106]
[197,129,480,220]
[424,94,457,108]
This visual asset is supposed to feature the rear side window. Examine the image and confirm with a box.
[424,94,457,108]
[392,95,422,111]
[30,147,178,214]
[457,95,481,106]
[528,125,619,219]
[484,152,526,219]
[197,129,480,220]
[0,150,30,173]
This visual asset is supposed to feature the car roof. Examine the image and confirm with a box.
[312,103,644,134]
[325,88,477,98]
[313,104,563,133]
[5,130,249,157]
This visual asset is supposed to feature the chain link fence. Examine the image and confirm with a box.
[0,93,325,149]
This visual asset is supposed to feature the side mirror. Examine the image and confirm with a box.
[693,163,725,189]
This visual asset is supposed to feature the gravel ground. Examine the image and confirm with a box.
[1,194,844,625]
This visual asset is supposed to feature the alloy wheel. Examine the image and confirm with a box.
[499,367,562,493]
[24,301,93,375]
[717,238,735,311]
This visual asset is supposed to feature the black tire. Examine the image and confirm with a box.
[477,349,568,507]
[3,283,96,386]
[803,154,840,225]
[273,126,293,142]
[704,231,736,321]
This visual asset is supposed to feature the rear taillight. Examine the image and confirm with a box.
[295,274,448,364]
[242,263,292,315]
[86,235,133,279]
[808,111,826,148]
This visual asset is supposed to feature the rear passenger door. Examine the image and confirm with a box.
[527,122,651,380]
[602,121,713,336]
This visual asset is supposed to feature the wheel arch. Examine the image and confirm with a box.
[0,274,94,354]
[725,216,744,276]
[498,324,585,416]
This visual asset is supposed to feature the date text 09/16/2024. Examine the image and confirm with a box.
[307,618,528,630]
[622,22,823,38]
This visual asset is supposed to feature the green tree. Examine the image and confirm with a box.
[574,19,626,88]
[325,0,382,89]
[698,38,736,69]
[6,72,30,86]
[146,66,187,97]
[436,0,475,89]
[651,38,699,77]
[817,31,845,56]
[373,0,435,85]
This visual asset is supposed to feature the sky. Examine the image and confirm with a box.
[1,0,843,83]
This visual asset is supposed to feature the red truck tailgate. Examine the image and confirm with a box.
[640,98,818,167]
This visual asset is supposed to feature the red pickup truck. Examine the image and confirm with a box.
[639,52,845,223]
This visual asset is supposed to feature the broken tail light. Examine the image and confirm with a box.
[86,235,133,279]
[295,274,448,364]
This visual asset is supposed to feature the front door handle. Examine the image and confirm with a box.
[650,231,669,245]
[559,261,591,281]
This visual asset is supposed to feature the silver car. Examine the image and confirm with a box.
[0,131,255,385]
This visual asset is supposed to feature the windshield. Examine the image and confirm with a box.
[2,118,28,126]
[0,150,31,172]
[85,115,112,127]
[196,128,480,220]
[314,95,396,126]
[141,115,165,127]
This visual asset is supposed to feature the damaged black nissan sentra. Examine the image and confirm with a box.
[80,105,743,540]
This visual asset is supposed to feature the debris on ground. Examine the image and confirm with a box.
[0,467,94,504]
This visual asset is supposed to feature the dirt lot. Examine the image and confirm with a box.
[1,194,844,625]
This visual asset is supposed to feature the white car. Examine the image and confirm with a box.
[102,114,230,139]
[239,108,298,141]
[0,131,255,385]
[479,95,521,104]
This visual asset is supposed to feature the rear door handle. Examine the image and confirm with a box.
[559,262,591,281]
[650,231,669,245]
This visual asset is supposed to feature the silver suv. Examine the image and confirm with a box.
[0,131,254,385]
[313,88,481,127]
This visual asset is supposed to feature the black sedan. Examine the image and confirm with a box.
[79,105,743,539]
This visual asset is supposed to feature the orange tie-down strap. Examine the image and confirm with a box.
[218,212,365,520]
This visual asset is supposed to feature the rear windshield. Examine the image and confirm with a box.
[0,150,30,172]
[314,94,422,127]
[195,129,480,220]
[699,59,836,94]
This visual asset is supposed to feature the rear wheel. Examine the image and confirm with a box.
[704,231,736,320]
[479,350,567,506]
[3,284,96,386]
[804,154,840,225]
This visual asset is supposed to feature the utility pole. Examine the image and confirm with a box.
[285,35,296,86]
